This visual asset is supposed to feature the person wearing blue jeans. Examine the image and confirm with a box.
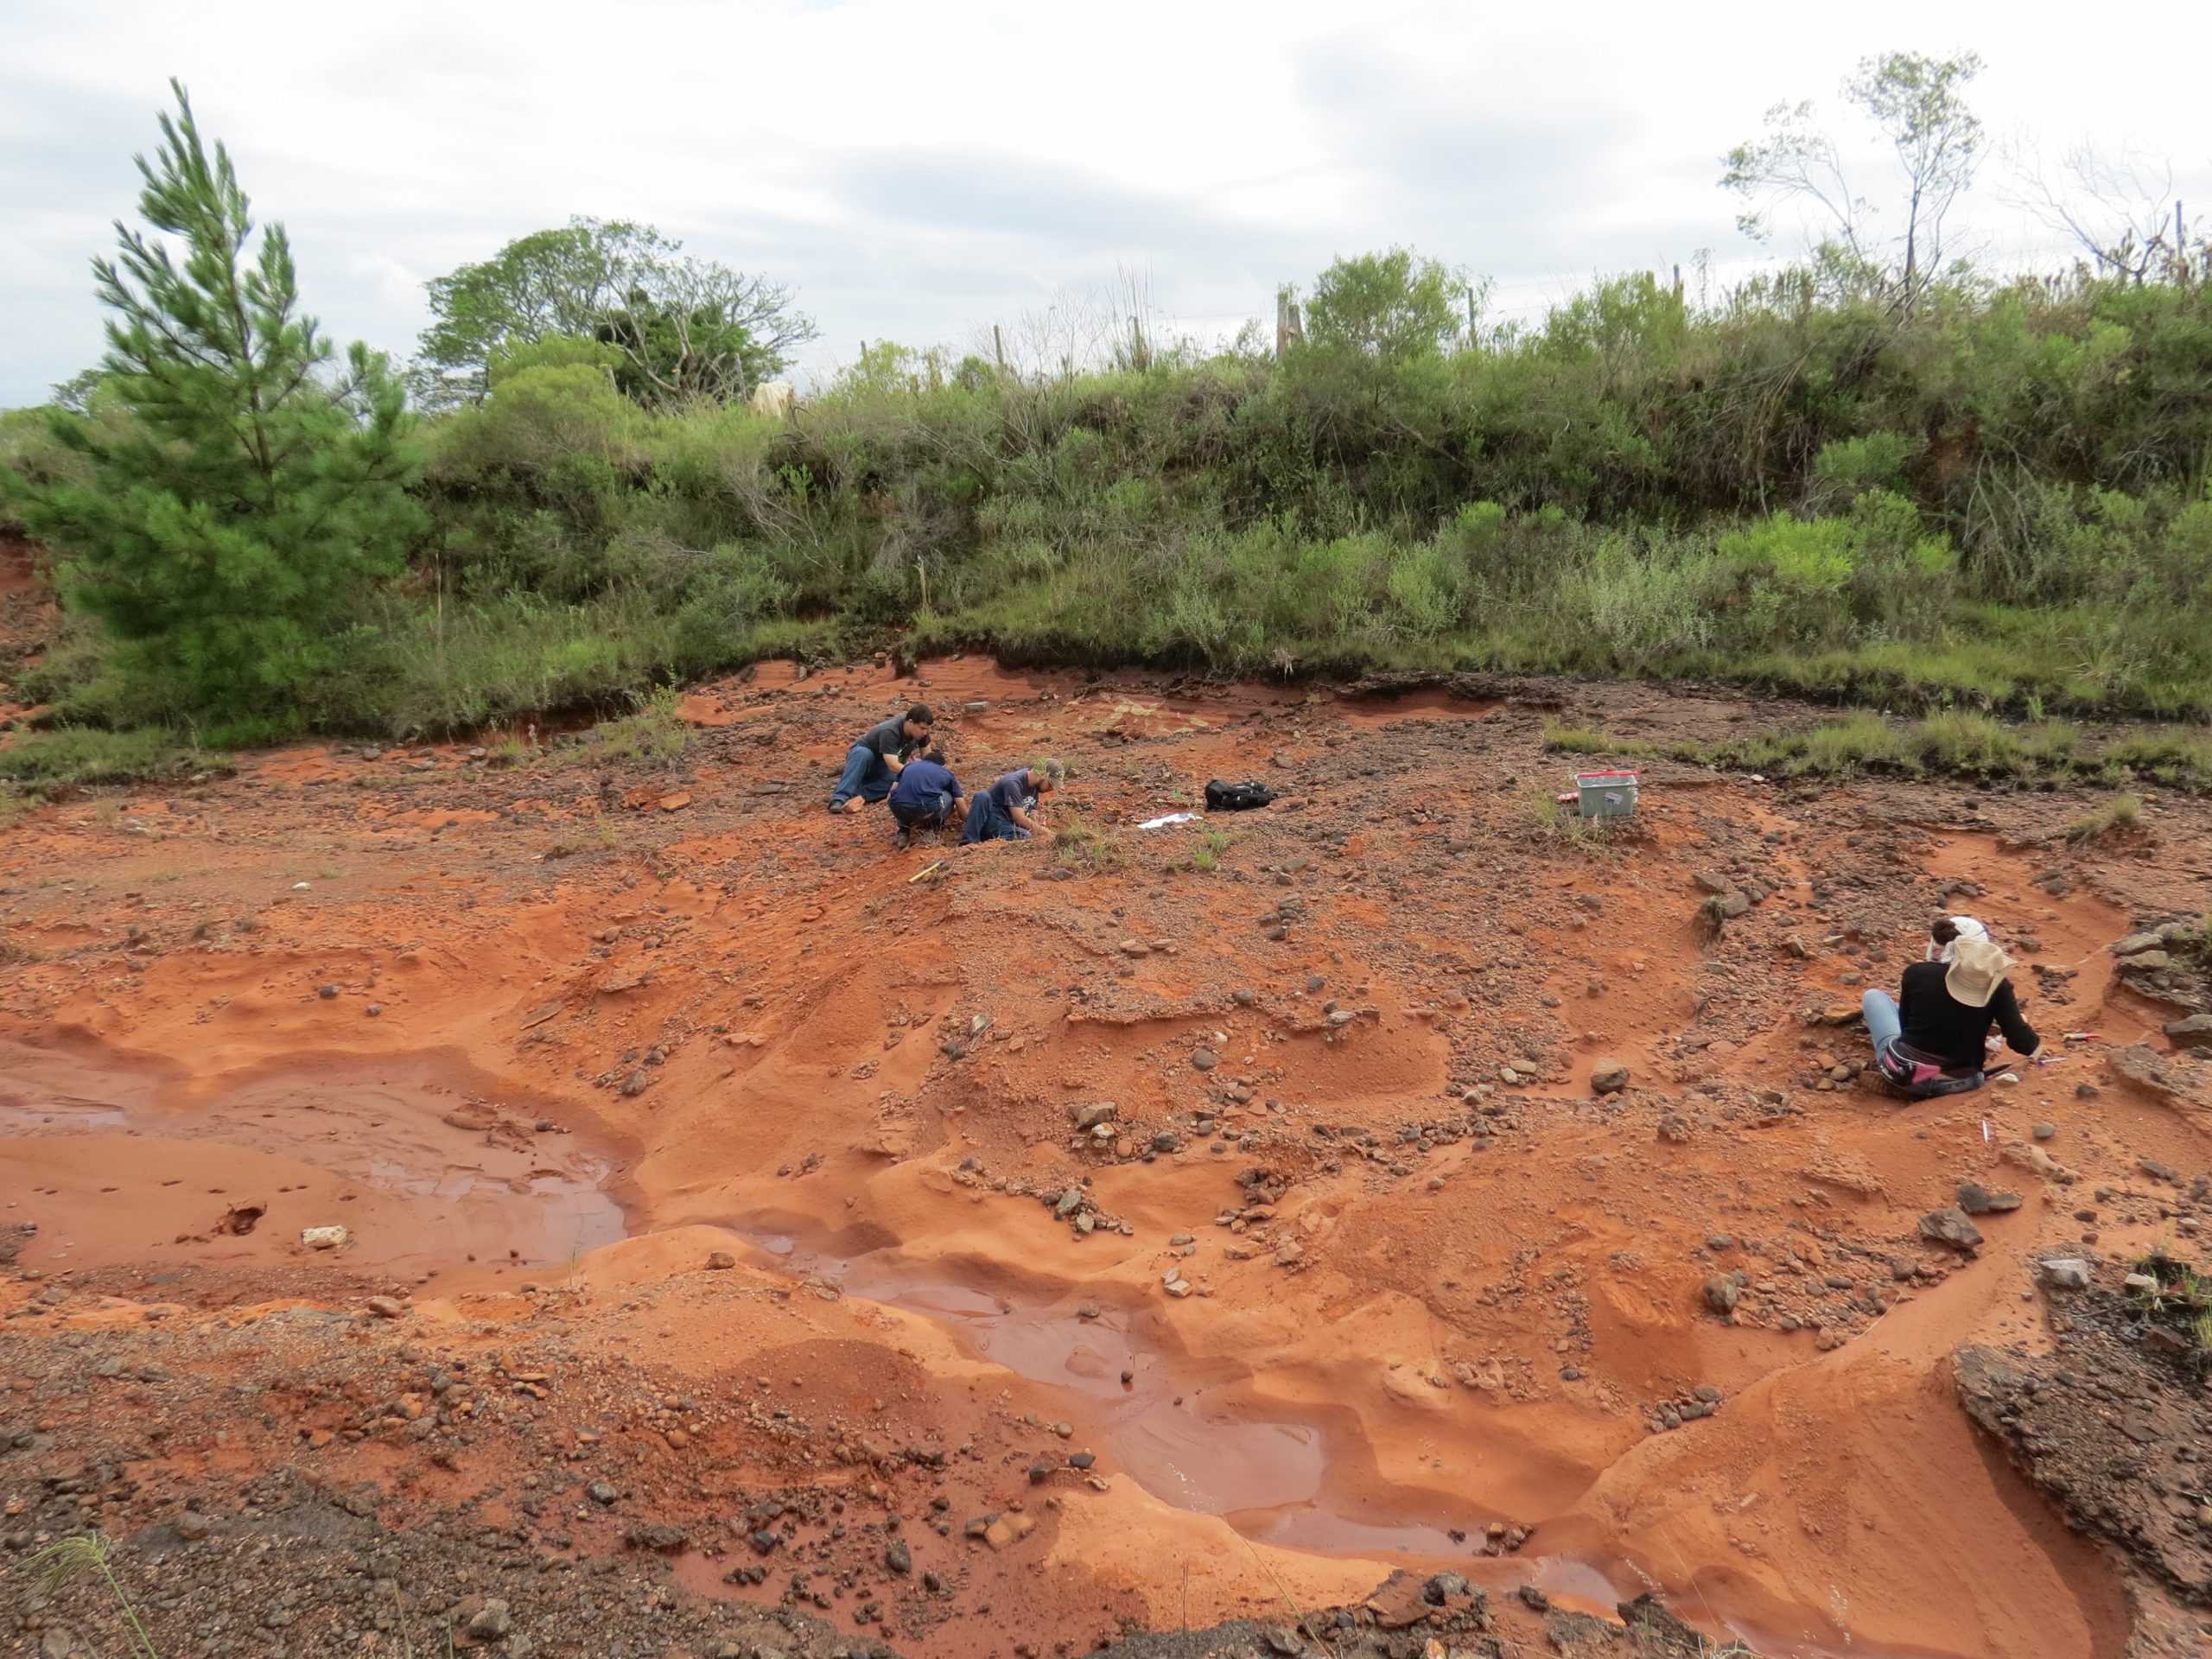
[887,754,963,849]
[961,765,1058,844]
[829,705,935,814]
[1864,935,2039,1099]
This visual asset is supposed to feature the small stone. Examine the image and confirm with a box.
[588,1481,620,1505]
[1151,1131,1180,1154]
[175,1511,212,1541]
[364,1295,407,1319]
[467,1600,514,1643]
[1918,1207,1983,1252]
[2031,1122,2057,1141]
[301,1224,349,1250]
[706,1251,737,1270]
[2039,1258,2092,1290]
[885,1540,912,1574]
[1702,1274,1740,1314]
[318,983,340,1000]
[2164,1014,2212,1049]
[1589,1058,1630,1095]
[1191,1049,1218,1072]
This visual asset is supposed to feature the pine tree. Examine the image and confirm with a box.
[4,79,423,725]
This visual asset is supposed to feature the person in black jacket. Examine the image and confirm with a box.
[1862,936,2040,1097]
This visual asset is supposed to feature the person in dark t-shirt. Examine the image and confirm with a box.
[887,753,963,848]
[828,705,934,813]
[1862,937,2039,1097]
[960,766,1058,844]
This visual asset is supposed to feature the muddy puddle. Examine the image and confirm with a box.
[734,1220,1920,1657]
[0,1039,626,1276]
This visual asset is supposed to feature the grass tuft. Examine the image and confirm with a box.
[0,728,206,787]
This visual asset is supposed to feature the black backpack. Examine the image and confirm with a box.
[1204,779,1277,812]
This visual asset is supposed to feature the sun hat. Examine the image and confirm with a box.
[1945,936,2013,1008]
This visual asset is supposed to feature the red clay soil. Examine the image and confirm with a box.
[3,656,2210,1659]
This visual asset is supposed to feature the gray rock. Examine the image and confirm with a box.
[1053,1188,1084,1220]
[2111,931,2165,957]
[1713,891,1752,919]
[1956,1183,2021,1215]
[1191,1049,1218,1071]
[1702,1274,1741,1314]
[174,1511,212,1541]
[467,1600,513,1641]
[2163,1014,2212,1049]
[1071,1101,1117,1131]
[2120,950,2173,973]
[2039,1257,2093,1290]
[1590,1058,1630,1095]
[1694,871,1732,895]
[588,1480,620,1505]
[1918,1207,1984,1251]
[885,1539,912,1574]
[41,1629,73,1659]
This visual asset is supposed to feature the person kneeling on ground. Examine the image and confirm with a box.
[961,764,1057,845]
[1863,935,2039,1098]
[887,749,963,849]
[829,704,934,814]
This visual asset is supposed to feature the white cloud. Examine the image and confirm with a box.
[2,0,2209,404]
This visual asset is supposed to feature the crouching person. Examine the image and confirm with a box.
[961,765,1058,845]
[829,704,935,814]
[887,750,963,849]
[1863,936,2039,1099]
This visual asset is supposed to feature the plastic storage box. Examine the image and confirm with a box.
[1575,770,1640,819]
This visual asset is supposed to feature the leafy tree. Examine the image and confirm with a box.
[1300,249,1473,359]
[0,79,423,722]
[417,219,816,408]
[1723,51,1985,302]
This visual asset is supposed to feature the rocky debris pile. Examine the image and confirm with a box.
[1643,1382,1726,1434]
[1693,1224,1926,1347]
[1956,1292,2212,1602]
[5,1480,866,1659]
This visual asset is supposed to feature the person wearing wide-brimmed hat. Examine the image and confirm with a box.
[1863,936,2040,1097]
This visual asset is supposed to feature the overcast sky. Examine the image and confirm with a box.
[4,0,2209,407]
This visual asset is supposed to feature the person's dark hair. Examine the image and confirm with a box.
[1930,917,1961,946]
[905,704,934,727]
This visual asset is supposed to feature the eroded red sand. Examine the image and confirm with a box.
[3,658,2209,1658]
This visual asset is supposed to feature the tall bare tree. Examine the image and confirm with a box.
[1723,51,1985,306]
